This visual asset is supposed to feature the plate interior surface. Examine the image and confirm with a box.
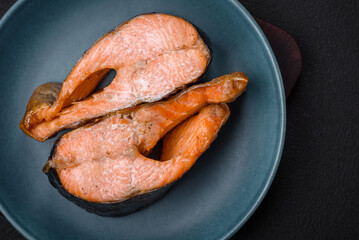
[0,0,285,239]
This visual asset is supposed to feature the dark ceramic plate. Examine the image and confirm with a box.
[0,0,285,239]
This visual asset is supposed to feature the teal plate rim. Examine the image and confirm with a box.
[0,0,286,239]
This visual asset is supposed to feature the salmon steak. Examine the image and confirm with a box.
[45,72,248,216]
[20,13,210,141]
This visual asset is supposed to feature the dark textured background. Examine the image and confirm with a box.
[1,0,358,239]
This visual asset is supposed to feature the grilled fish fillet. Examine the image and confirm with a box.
[20,13,210,141]
[45,72,248,203]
